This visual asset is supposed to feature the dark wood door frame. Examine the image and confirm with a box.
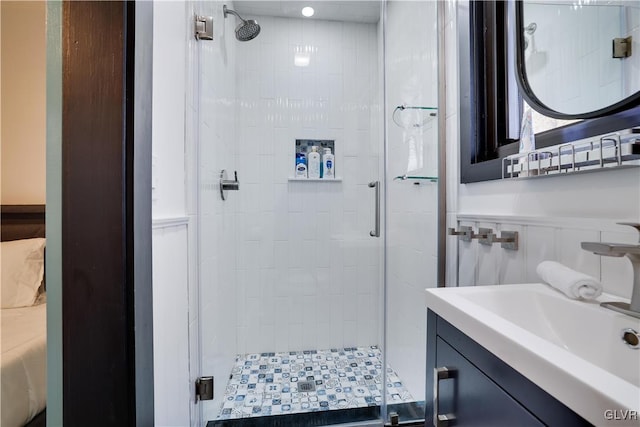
[62,1,153,425]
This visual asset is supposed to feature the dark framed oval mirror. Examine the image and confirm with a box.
[515,0,640,119]
[459,0,640,183]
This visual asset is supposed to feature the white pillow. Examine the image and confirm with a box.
[1,238,46,308]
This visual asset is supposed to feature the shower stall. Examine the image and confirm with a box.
[191,1,442,425]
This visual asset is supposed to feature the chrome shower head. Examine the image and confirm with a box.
[223,5,261,42]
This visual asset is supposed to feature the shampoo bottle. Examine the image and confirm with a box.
[308,146,321,179]
[322,148,334,179]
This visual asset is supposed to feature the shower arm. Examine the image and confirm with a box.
[223,5,246,23]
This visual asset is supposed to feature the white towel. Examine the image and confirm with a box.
[536,261,603,300]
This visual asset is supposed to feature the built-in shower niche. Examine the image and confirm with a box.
[289,139,342,182]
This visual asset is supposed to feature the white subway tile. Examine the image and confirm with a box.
[198,14,385,357]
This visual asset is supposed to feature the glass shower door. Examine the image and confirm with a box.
[193,0,439,424]
[195,1,389,424]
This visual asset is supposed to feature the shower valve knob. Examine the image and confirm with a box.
[220,169,240,200]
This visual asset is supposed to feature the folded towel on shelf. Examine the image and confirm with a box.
[536,261,603,300]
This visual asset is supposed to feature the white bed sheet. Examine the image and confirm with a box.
[1,303,46,427]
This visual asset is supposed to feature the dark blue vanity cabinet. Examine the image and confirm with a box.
[425,310,592,427]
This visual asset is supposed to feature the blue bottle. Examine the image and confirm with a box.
[295,153,307,178]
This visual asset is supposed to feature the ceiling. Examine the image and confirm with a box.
[233,1,381,24]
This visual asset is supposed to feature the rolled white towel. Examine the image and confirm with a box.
[536,261,603,300]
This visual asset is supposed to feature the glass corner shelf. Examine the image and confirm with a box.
[392,105,438,129]
[393,175,438,184]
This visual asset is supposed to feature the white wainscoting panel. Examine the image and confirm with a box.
[152,222,191,427]
[476,221,499,286]
[497,224,525,285]
[457,220,477,287]
[454,215,636,300]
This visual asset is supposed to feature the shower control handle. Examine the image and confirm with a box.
[220,169,240,201]
[369,181,380,238]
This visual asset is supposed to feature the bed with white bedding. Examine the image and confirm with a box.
[1,204,47,427]
[1,301,47,427]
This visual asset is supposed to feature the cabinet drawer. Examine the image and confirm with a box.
[434,337,544,427]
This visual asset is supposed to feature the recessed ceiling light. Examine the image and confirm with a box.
[294,52,310,67]
[302,6,314,17]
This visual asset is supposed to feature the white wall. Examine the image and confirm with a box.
[384,0,438,401]
[231,15,381,355]
[1,1,47,204]
[445,1,640,301]
[150,2,193,426]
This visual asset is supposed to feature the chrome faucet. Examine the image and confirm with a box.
[581,223,640,319]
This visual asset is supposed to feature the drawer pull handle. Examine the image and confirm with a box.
[434,366,457,427]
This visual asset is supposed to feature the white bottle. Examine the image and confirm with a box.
[322,148,335,179]
[307,146,321,179]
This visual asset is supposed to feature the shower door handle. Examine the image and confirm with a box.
[368,181,380,237]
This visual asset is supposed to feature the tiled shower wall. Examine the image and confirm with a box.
[231,15,382,355]
[625,5,640,95]
[523,4,639,115]
[384,0,438,401]
[524,4,623,114]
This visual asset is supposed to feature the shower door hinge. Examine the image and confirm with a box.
[195,376,214,402]
[612,36,632,58]
[195,15,214,41]
[389,412,399,425]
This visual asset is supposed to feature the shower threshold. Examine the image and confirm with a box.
[213,346,418,424]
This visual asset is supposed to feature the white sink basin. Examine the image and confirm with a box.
[425,283,640,426]
[458,285,640,386]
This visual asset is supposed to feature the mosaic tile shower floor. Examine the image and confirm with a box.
[217,346,415,420]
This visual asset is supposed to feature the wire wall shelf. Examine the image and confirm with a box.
[502,129,640,180]
[392,105,437,129]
